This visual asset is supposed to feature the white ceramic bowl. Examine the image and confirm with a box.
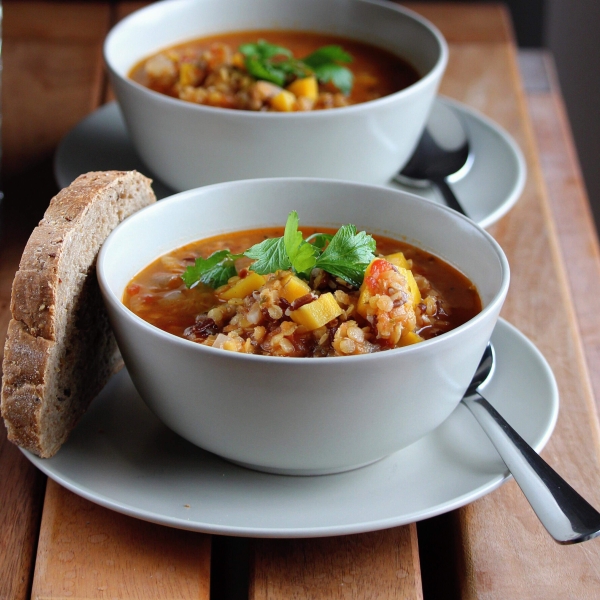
[104,0,448,192]
[97,179,509,475]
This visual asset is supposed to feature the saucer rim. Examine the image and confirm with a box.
[53,96,526,229]
[21,318,559,538]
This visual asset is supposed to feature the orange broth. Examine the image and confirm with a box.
[123,228,481,344]
[129,30,420,107]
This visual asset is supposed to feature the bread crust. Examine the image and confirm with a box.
[1,171,157,457]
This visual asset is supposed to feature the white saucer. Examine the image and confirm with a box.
[23,319,558,538]
[54,97,526,229]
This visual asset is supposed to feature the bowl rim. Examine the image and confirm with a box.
[103,0,449,119]
[97,177,510,365]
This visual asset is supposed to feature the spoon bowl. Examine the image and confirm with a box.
[397,101,471,216]
[463,343,600,544]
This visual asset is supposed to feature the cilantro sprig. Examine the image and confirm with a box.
[181,212,376,290]
[238,40,354,95]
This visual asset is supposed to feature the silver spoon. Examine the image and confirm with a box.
[464,343,600,544]
[396,101,471,216]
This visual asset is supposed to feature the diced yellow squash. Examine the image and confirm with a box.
[398,267,421,306]
[270,90,296,112]
[232,52,245,69]
[280,274,311,303]
[179,62,201,87]
[400,330,424,346]
[287,76,318,100]
[357,284,371,319]
[384,254,420,305]
[290,293,342,331]
[217,272,266,300]
[385,252,409,269]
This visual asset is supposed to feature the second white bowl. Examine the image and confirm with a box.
[104,0,448,191]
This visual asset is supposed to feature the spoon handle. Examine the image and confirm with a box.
[431,177,469,217]
[462,391,600,544]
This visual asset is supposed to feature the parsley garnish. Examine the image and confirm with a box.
[314,225,376,287]
[243,211,317,277]
[181,250,240,289]
[302,46,354,95]
[182,212,376,290]
[243,237,290,274]
[238,40,354,95]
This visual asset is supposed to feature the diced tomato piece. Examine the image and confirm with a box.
[126,283,141,296]
[365,259,394,292]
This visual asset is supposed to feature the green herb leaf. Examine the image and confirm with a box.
[302,45,352,68]
[244,56,287,86]
[244,237,291,274]
[277,58,311,79]
[240,40,294,86]
[243,212,375,286]
[283,211,319,277]
[305,232,334,250]
[183,215,375,291]
[239,40,292,60]
[181,250,239,289]
[303,45,353,94]
[238,40,354,94]
[315,224,376,287]
[312,64,354,95]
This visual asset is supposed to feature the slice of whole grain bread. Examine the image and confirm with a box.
[1,171,156,457]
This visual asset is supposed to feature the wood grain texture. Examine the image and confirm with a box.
[114,1,151,20]
[3,1,110,176]
[1,4,213,600]
[249,526,422,600]
[0,432,46,600]
[1,3,111,599]
[403,2,512,43]
[3,2,600,598]
[526,52,600,417]
[410,8,600,600]
[31,480,211,600]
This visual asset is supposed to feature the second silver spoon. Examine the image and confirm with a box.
[396,101,471,216]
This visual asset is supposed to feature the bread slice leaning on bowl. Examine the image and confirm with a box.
[1,170,156,458]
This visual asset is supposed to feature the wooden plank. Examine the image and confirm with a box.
[250,526,422,600]
[403,2,512,44]
[193,4,600,599]
[5,1,111,41]
[0,3,112,598]
[31,480,211,600]
[525,52,600,416]
[1,5,214,599]
[411,10,600,600]
[0,432,46,600]
[104,2,153,102]
[3,1,110,176]
[0,191,49,599]
[114,1,151,20]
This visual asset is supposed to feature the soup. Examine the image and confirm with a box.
[129,30,420,111]
[123,217,481,357]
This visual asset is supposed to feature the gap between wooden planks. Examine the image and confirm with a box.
[408,5,600,599]
[5,2,600,599]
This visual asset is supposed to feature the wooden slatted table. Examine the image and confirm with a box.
[2,2,600,598]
